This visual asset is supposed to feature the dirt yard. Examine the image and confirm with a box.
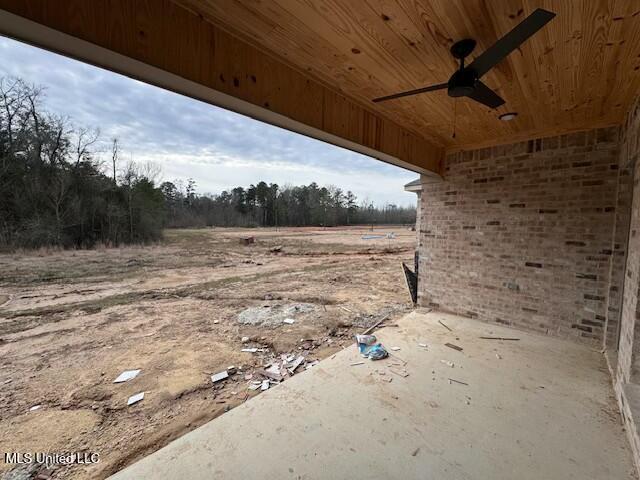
[0,226,416,479]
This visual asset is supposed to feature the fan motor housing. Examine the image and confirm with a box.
[448,68,477,97]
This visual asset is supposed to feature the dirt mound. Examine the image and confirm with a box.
[237,303,316,326]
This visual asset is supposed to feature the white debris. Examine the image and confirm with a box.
[288,356,305,374]
[390,346,401,351]
[351,361,365,366]
[241,336,250,343]
[283,318,295,324]
[113,369,141,383]
[418,343,428,348]
[237,303,315,326]
[29,405,41,411]
[127,392,145,406]
[495,353,502,360]
[265,364,282,375]
[440,360,455,368]
[211,370,229,383]
[241,348,258,353]
[248,383,261,391]
[261,380,270,391]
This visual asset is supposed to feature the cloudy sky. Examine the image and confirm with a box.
[0,36,419,206]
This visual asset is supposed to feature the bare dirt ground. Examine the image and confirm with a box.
[0,226,416,479]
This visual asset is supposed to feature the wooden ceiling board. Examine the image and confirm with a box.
[175,0,640,151]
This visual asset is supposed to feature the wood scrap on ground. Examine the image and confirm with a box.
[389,368,409,377]
[479,336,520,341]
[438,320,452,331]
[361,313,392,335]
[448,378,468,386]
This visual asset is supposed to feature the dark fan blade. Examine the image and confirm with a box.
[372,83,447,103]
[467,8,555,78]
[466,81,505,109]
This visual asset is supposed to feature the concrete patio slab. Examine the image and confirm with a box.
[110,311,636,479]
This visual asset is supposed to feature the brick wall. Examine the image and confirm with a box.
[604,163,632,352]
[616,96,640,383]
[418,127,620,343]
[612,94,640,480]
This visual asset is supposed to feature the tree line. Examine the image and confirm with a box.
[161,180,416,228]
[0,76,415,250]
[0,77,165,249]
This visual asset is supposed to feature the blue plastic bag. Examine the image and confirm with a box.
[355,334,388,360]
[366,343,388,360]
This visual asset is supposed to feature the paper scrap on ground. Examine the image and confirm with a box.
[283,318,295,324]
[113,369,141,383]
[211,371,229,383]
[127,392,145,406]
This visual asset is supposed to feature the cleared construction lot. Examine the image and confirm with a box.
[0,226,415,479]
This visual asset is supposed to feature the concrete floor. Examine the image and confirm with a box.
[110,311,636,480]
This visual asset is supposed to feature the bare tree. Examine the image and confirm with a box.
[138,159,162,184]
[41,114,70,166]
[24,82,45,164]
[73,126,100,167]
[121,159,138,240]
[111,138,118,184]
[0,77,27,164]
[46,169,72,243]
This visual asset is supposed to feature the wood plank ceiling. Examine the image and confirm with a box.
[175,0,640,151]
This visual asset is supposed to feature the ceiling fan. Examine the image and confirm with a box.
[372,8,556,109]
